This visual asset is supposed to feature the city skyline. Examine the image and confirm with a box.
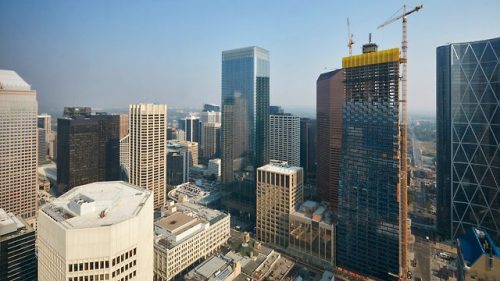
[1,1,500,114]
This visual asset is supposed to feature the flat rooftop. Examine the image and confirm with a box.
[258,162,302,175]
[42,181,150,229]
[156,212,198,234]
[0,209,33,241]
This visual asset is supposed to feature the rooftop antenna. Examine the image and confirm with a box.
[369,33,372,43]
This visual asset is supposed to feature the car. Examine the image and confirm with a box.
[439,252,451,259]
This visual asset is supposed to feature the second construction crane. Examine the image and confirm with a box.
[377,4,423,280]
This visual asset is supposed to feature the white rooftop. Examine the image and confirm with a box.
[258,161,302,175]
[0,70,31,90]
[0,209,25,237]
[42,181,150,229]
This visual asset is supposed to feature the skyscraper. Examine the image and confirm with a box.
[57,112,120,194]
[37,114,52,165]
[200,122,221,163]
[221,46,270,220]
[119,114,128,139]
[337,47,402,279]
[256,161,303,248]
[129,103,167,209]
[0,70,38,220]
[300,118,317,185]
[0,209,37,281]
[185,114,201,143]
[437,37,500,242]
[316,69,344,212]
[269,113,300,166]
[37,182,153,281]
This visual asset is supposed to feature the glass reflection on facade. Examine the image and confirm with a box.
[437,37,500,242]
[221,47,270,219]
[337,48,401,280]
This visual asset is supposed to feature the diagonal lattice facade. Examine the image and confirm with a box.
[437,37,500,243]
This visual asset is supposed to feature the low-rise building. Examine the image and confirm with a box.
[37,181,154,281]
[0,209,37,281]
[456,228,500,281]
[288,201,335,269]
[154,201,230,281]
[184,256,241,281]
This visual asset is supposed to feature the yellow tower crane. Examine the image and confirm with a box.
[377,4,423,280]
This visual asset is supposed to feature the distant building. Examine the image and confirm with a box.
[0,70,38,220]
[206,158,221,180]
[270,105,284,115]
[288,201,335,269]
[154,201,230,281]
[221,46,270,222]
[38,114,52,164]
[269,114,300,167]
[167,142,191,186]
[203,104,220,112]
[300,118,317,185]
[0,209,37,281]
[256,162,303,248]
[201,122,221,163]
[119,114,128,139]
[456,228,500,281]
[38,128,49,165]
[316,69,344,212]
[437,37,500,242]
[129,103,167,209]
[200,111,221,124]
[119,134,129,180]
[57,112,120,193]
[63,106,92,118]
[37,181,153,281]
[185,115,201,143]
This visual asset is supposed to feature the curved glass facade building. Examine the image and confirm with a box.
[437,37,500,242]
[221,47,270,220]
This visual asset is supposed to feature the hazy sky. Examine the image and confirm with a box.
[1,0,499,115]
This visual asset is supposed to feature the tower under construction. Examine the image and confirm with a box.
[337,45,402,280]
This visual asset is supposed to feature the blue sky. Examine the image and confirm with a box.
[1,0,499,115]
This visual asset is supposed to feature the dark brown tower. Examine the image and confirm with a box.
[316,69,344,213]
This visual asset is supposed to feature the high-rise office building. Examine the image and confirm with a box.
[270,105,284,115]
[119,134,129,180]
[166,142,192,186]
[38,113,52,136]
[337,47,402,279]
[185,115,201,143]
[300,118,317,185]
[0,209,37,281]
[437,37,500,242]
[38,114,52,165]
[119,114,128,139]
[200,111,221,124]
[316,69,344,212]
[201,122,221,163]
[37,181,153,281]
[221,46,270,220]
[256,161,303,248]
[38,128,49,165]
[0,70,38,220]
[63,106,91,118]
[203,104,220,112]
[129,103,167,209]
[269,114,300,167]
[57,112,120,194]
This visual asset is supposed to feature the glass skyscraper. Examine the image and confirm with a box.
[437,37,500,242]
[221,46,270,220]
[337,47,401,280]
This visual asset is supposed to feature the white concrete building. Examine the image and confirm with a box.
[0,70,38,221]
[269,114,300,167]
[129,103,167,209]
[154,201,230,281]
[37,181,154,281]
[205,158,221,180]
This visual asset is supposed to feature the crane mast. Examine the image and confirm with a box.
[378,4,423,280]
[347,17,354,55]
